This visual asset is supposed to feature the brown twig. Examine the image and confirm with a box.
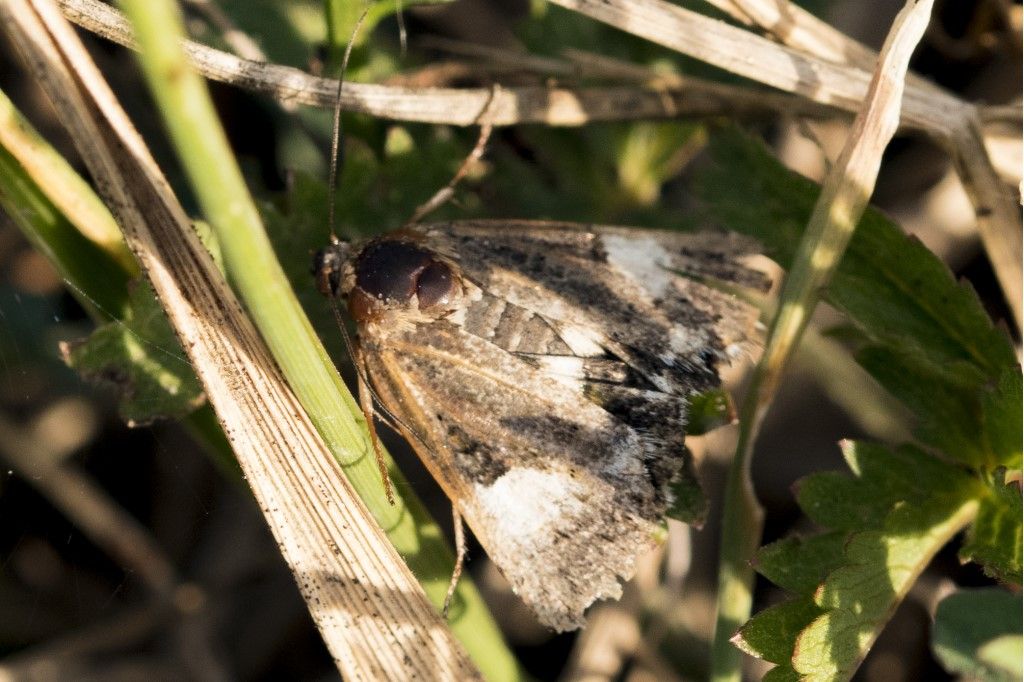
[704,0,940,93]
[54,0,1021,325]
[548,0,1022,331]
[53,0,843,126]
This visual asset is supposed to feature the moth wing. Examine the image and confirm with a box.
[422,220,770,396]
[424,218,769,292]
[362,321,681,631]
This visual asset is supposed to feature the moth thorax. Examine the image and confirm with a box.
[348,237,460,323]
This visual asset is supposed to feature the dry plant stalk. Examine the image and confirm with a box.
[0,0,479,678]
[705,0,938,90]
[548,0,1022,338]
[56,0,1021,329]
[757,0,939,401]
[55,0,836,126]
[713,0,939,677]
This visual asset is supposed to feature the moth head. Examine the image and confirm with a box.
[312,240,351,299]
[323,233,463,324]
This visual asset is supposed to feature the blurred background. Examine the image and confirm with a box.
[0,0,1019,679]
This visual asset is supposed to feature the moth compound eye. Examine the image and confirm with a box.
[416,261,454,309]
[355,239,434,305]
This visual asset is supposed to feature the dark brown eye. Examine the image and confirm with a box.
[416,261,453,309]
[353,238,457,311]
[355,240,434,304]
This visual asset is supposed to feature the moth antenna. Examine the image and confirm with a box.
[443,506,467,619]
[405,84,500,226]
[326,6,369,242]
[357,359,396,506]
[321,7,401,506]
[395,0,407,59]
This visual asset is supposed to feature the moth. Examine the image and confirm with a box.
[314,218,769,631]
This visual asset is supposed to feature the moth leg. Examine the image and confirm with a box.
[442,504,467,619]
[357,366,396,506]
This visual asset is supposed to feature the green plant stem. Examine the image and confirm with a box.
[709,0,932,669]
[0,91,130,316]
[116,1,517,678]
[0,143,126,316]
[711,417,765,682]
[0,88,137,276]
[710,0,933,671]
[711,180,871,682]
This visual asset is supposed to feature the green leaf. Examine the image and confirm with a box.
[960,472,1023,585]
[932,588,1023,682]
[763,665,802,682]
[733,597,822,664]
[665,445,707,526]
[797,441,970,531]
[696,131,1021,627]
[686,387,734,436]
[755,443,982,679]
[694,131,1017,377]
[856,345,992,466]
[61,280,204,426]
[754,532,847,594]
[981,366,1023,470]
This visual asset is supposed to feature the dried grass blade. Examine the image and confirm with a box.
[1,0,480,677]
[711,1,938,679]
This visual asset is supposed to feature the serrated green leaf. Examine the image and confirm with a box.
[763,665,802,682]
[755,443,982,679]
[856,345,992,466]
[960,473,1023,584]
[981,367,1023,470]
[788,448,979,679]
[754,532,847,594]
[795,470,893,531]
[796,442,970,532]
[697,131,1020,680]
[694,131,1016,376]
[734,597,822,664]
[932,588,1023,682]
[62,280,204,426]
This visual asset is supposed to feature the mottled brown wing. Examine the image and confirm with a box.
[357,222,769,630]
[361,319,687,631]
[421,220,769,397]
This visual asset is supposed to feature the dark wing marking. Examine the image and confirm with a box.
[355,221,768,630]
[361,320,688,631]
[423,220,768,397]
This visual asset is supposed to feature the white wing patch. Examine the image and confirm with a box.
[602,233,673,299]
[473,468,589,542]
[553,324,606,357]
